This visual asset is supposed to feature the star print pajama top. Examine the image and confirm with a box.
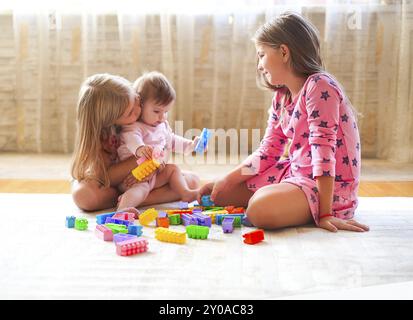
[243,73,361,226]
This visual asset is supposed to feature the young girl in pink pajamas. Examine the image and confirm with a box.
[199,12,369,233]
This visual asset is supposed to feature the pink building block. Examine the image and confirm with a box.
[112,212,135,223]
[116,237,149,256]
[95,224,113,241]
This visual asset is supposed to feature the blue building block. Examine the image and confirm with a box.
[96,211,116,225]
[128,225,143,236]
[65,216,76,228]
[201,195,214,207]
[194,128,210,153]
[105,217,131,226]
[242,216,254,227]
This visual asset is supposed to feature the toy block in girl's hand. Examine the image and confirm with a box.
[131,157,160,181]
[116,237,149,256]
[194,128,210,153]
[200,195,214,207]
[242,229,265,245]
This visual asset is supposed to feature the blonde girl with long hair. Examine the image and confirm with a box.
[71,73,200,211]
[198,12,369,233]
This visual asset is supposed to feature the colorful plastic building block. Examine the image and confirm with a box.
[222,216,235,233]
[131,158,160,181]
[128,224,143,236]
[156,217,170,228]
[165,209,193,215]
[139,208,158,226]
[116,238,149,256]
[225,206,245,214]
[242,229,264,245]
[96,211,116,225]
[200,195,214,207]
[181,213,198,226]
[178,201,189,209]
[192,212,212,227]
[216,214,244,226]
[202,212,216,224]
[168,214,181,225]
[95,224,113,241]
[113,233,138,243]
[74,218,88,231]
[194,128,210,153]
[158,211,168,218]
[105,217,131,226]
[104,223,128,234]
[155,227,186,244]
[242,216,254,227]
[112,212,135,222]
[186,225,209,239]
[65,216,76,228]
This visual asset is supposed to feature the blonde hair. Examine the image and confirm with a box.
[133,71,176,107]
[71,73,134,187]
[253,12,360,119]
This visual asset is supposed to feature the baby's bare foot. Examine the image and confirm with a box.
[181,189,200,202]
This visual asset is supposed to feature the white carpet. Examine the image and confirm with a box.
[1,193,413,300]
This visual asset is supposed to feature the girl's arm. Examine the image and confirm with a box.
[315,176,334,216]
[107,156,137,187]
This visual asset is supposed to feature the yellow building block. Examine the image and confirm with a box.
[155,227,186,244]
[139,208,158,226]
[131,159,160,181]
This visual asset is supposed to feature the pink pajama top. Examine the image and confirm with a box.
[243,73,361,226]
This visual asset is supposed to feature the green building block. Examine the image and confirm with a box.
[186,225,209,239]
[168,214,181,225]
[74,218,88,231]
[216,214,243,227]
[203,206,225,211]
[104,223,128,234]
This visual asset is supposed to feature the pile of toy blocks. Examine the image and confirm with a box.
[66,195,265,258]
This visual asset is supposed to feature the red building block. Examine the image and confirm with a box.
[242,229,264,245]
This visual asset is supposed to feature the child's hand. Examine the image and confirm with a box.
[192,136,208,152]
[136,145,153,159]
[124,173,140,189]
[157,160,166,173]
[318,215,370,233]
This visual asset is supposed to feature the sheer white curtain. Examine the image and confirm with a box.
[0,0,412,162]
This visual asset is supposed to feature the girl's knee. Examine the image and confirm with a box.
[72,181,117,211]
[246,192,279,228]
[72,185,100,211]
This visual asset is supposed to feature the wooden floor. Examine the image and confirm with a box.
[1,179,413,196]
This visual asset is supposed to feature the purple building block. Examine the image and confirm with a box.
[113,233,138,244]
[222,216,235,233]
[157,211,168,218]
[192,212,212,227]
[178,201,189,209]
[181,213,198,226]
